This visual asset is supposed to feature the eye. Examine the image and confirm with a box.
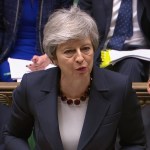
[64,49,76,57]
[81,46,92,54]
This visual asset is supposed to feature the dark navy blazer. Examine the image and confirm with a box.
[4,66,146,150]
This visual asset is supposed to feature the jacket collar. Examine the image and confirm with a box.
[35,66,111,149]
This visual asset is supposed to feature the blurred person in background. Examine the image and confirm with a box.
[78,0,150,82]
[0,0,73,82]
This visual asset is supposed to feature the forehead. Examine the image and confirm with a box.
[57,37,92,50]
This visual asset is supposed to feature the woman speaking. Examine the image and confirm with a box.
[4,6,146,150]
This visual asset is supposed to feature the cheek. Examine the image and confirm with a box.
[89,60,93,71]
[57,58,72,70]
[87,54,94,64]
[87,55,94,70]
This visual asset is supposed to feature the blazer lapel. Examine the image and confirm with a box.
[78,67,110,150]
[35,68,63,149]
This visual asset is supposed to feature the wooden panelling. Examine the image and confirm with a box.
[0,82,19,106]
[0,82,149,107]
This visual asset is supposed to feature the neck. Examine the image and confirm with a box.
[60,76,91,99]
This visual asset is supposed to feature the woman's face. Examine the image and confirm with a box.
[54,37,94,79]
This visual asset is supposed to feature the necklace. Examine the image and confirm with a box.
[59,87,90,106]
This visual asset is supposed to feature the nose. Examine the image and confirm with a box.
[75,50,84,64]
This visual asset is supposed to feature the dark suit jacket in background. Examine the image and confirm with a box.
[4,66,146,150]
[0,104,10,150]
[78,0,150,62]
